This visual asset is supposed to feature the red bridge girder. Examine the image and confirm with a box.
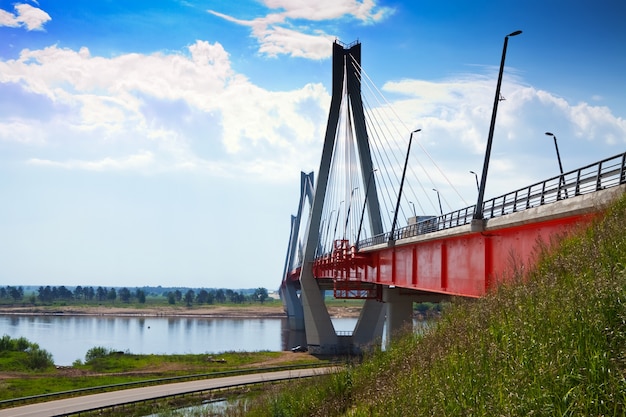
[312,212,596,298]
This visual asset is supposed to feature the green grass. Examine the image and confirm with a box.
[229,193,626,416]
[0,350,322,401]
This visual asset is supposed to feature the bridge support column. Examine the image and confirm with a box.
[383,287,414,343]
[351,298,386,353]
[300,264,338,354]
[280,283,304,330]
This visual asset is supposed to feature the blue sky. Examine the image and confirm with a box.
[0,0,625,290]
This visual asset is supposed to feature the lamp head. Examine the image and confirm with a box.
[507,30,522,37]
[545,132,555,137]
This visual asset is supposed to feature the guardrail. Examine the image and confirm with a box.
[358,151,626,248]
[47,371,331,417]
[0,362,332,410]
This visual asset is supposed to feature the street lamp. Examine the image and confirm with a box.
[469,170,479,191]
[390,129,421,242]
[545,132,568,198]
[409,201,417,218]
[432,188,443,216]
[473,30,522,223]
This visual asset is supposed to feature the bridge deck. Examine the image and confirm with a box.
[312,184,625,298]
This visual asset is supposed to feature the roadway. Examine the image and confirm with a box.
[0,367,336,417]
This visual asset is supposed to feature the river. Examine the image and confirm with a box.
[0,315,359,366]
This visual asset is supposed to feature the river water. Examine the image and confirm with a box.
[0,315,359,366]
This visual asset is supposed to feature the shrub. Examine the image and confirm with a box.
[0,335,55,371]
[85,346,112,363]
[26,347,54,370]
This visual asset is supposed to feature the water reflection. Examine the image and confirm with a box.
[0,315,356,366]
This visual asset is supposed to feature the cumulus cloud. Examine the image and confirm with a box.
[28,151,155,171]
[209,0,394,59]
[0,3,51,31]
[353,69,626,207]
[0,41,330,181]
[1,39,624,194]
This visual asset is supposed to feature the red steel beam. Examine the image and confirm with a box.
[313,212,596,298]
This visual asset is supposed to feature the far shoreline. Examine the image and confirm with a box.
[0,304,362,319]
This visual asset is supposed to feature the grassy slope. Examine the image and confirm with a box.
[236,193,626,416]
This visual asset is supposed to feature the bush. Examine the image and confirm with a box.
[0,334,55,371]
[85,346,112,363]
[26,347,54,370]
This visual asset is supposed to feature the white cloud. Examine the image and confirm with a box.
[262,0,391,23]
[361,71,626,207]
[1,39,624,192]
[209,0,394,59]
[28,151,155,171]
[256,25,336,59]
[0,41,329,180]
[0,3,50,31]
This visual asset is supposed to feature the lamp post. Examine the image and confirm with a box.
[469,170,479,191]
[356,169,377,246]
[545,132,567,198]
[390,129,421,242]
[432,188,443,216]
[409,201,417,218]
[473,30,522,223]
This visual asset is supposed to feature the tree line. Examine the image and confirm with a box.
[0,285,270,306]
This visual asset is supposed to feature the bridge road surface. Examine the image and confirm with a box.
[0,367,337,417]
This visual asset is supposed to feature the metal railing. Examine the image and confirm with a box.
[358,151,626,249]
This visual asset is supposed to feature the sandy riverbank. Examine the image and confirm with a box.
[0,304,362,318]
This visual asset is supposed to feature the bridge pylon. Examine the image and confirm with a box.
[297,40,387,355]
[280,171,314,330]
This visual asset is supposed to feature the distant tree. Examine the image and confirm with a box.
[0,287,7,299]
[84,286,95,301]
[196,289,209,304]
[253,287,269,303]
[38,286,53,303]
[57,286,73,300]
[135,289,146,304]
[96,287,107,302]
[118,287,132,303]
[184,290,195,307]
[230,291,245,304]
[215,289,226,304]
[167,292,176,305]
[107,288,117,302]
[73,286,84,300]
[174,290,182,302]
[8,286,23,302]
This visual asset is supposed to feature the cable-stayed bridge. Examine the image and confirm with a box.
[280,40,626,355]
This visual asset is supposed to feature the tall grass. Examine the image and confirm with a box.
[232,193,626,416]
